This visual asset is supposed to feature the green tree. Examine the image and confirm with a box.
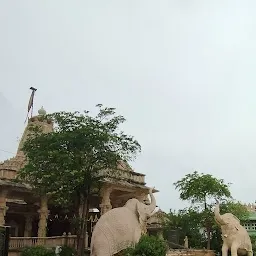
[18,104,141,256]
[164,207,203,248]
[173,171,232,249]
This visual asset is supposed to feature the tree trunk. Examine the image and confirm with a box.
[74,193,81,251]
[206,227,211,250]
[204,198,211,250]
[77,191,90,256]
[76,194,83,254]
[81,198,90,256]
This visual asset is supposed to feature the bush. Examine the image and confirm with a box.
[250,235,256,256]
[21,246,55,256]
[123,235,168,256]
[58,245,77,256]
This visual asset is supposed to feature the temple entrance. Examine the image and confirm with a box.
[5,213,24,237]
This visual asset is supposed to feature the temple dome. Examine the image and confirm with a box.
[38,106,46,116]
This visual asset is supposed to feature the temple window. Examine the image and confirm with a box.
[243,223,250,230]
[251,222,256,230]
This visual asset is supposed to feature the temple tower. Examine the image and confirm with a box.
[0,107,53,176]
[17,107,53,155]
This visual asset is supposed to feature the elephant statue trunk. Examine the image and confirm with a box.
[144,189,156,214]
[214,203,226,226]
[149,189,156,208]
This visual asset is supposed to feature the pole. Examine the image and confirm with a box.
[24,87,37,123]
[29,87,37,118]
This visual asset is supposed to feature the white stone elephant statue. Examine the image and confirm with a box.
[214,203,253,256]
[90,188,156,256]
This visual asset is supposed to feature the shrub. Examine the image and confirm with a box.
[21,246,55,256]
[250,235,256,256]
[123,235,168,256]
[58,245,77,256]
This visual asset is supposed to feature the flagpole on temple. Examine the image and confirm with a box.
[24,87,37,123]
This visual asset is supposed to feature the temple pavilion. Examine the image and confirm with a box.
[0,107,160,249]
[242,203,256,236]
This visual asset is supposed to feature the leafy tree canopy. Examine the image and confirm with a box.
[173,172,240,250]
[173,171,232,206]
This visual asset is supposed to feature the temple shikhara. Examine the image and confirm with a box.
[0,107,162,251]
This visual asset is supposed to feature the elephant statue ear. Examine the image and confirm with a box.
[136,202,149,227]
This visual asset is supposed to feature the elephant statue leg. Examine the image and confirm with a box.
[231,243,239,256]
[222,244,228,256]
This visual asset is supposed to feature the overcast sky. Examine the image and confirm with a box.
[1,1,256,212]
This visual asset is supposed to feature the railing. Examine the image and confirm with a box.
[9,234,77,250]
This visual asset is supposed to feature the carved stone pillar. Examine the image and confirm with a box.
[37,196,49,237]
[99,186,112,215]
[0,190,8,226]
[24,215,33,237]
[157,230,164,240]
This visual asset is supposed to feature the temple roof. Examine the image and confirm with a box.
[146,209,167,231]
[147,209,168,225]
[0,152,26,172]
[117,160,137,173]
[0,179,31,189]
[103,177,158,192]
[244,203,256,212]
